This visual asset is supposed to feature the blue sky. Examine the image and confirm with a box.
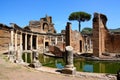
[0,0,120,33]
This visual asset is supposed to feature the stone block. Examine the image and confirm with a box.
[62,67,76,75]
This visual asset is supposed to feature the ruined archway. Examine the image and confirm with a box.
[43,23,49,32]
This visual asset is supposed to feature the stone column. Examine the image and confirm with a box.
[11,29,14,48]
[14,31,18,61]
[19,44,23,63]
[65,22,71,46]
[29,50,42,68]
[8,29,14,62]
[30,34,33,62]
[25,33,27,50]
[15,31,17,52]
[55,37,57,45]
[16,32,23,63]
[62,46,76,75]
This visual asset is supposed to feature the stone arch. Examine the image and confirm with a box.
[43,23,49,32]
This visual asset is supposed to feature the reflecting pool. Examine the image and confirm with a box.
[38,54,120,74]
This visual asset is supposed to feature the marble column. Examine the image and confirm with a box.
[15,31,17,52]
[11,29,14,48]
[30,34,33,62]
[29,50,42,68]
[64,46,74,68]
[18,32,23,63]
[55,37,57,45]
[8,29,14,62]
[62,46,76,75]
[14,31,18,61]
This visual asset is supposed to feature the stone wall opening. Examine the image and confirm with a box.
[22,34,25,50]
[80,40,82,52]
[45,42,49,48]
[33,36,37,49]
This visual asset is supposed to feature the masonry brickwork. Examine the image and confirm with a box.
[0,16,64,57]
[1,13,120,59]
[25,15,56,33]
[0,24,11,53]
[93,13,120,57]
[65,22,85,53]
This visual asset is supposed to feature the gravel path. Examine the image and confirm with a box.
[0,54,117,80]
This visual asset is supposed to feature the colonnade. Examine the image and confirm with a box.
[11,31,38,51]
[10,29,39,63]
[9,26,64,63]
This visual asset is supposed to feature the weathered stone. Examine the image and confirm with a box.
[62,46,76,75]
[29,60,42,68]
[93,13,120,58]
[65,22,85,53]
[29,51,42,68]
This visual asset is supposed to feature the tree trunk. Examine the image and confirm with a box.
[78,21,81,32]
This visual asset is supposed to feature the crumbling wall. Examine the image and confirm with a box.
[93,13,120,57]
[65,22,85,53]
[105,33,120,53]
[0,24,11,53]
[28,16,56,33]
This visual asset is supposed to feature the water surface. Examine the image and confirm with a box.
[38,54,120,74]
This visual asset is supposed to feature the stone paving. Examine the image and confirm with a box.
[0,54,117,80]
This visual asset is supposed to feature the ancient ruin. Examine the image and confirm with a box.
[0,12,120,66]
[0,15,65,64]
[93,13,120,58]
[62,46,76,75]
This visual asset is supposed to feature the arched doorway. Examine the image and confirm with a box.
[43,23,49,32]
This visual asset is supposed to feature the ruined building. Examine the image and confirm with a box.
[0,13,120,61]
[0,15,65,63]
[65,22,86,53]
[93,13,120,57]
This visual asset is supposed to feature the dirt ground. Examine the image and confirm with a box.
[0,54,117,80]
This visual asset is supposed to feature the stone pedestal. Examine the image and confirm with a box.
[62,67,76,75]
[14,45,24,64]
[29,51,42,68]
[8,43,15,62]
[62,46,76,75]
[29,59,42,68]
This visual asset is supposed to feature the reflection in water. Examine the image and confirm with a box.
[56,63,64,69]
[83,64,93,72]
[39,54,120,74]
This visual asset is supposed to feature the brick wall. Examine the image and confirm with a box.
[93,13,120,57]
[0,24,11,53]
[65,22,85,53]
[105,33,120,53]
